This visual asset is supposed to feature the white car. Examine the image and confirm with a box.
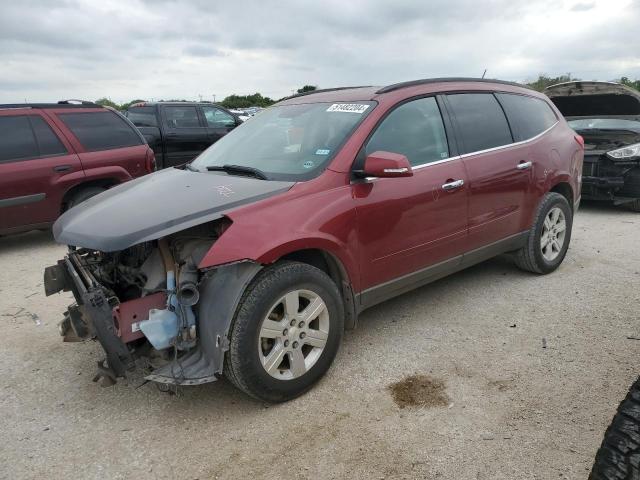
[229,109,250,122]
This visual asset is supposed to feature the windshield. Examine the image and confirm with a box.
[191,101,376,180]
[568,118,640,131]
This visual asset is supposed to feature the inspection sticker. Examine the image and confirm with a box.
[326,103,370,114]
[315,149,330,155]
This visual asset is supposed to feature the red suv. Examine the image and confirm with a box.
[44,79,583,402]
[0,101,155,235]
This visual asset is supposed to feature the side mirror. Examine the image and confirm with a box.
[362,151,413,178]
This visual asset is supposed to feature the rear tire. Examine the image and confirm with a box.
[224,261,344,403]
[589,376,640,480]
[65,186,107,211]
[514,192,573,274]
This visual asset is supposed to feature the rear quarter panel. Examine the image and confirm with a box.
[527,120,582,227]
[75,146,149,180]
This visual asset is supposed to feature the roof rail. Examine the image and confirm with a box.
[0,103,104,109]
[375,77,527,94]
[281,86,373,101]
[58,99,100,106]
[0,106,33,111]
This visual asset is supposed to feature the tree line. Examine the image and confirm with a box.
[96,77,640,111]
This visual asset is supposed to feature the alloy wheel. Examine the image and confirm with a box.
[540,207,567,261]
[258,289,330,380]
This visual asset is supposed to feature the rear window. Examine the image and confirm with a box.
[496,93,557,141]
[126,106,158,127]
[59,111,143,151]
[30,116,67,156]
[446,93,513,154]
[0,116,38,162]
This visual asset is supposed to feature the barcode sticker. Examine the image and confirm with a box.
[326,104,370,114]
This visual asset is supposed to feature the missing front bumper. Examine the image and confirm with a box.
[44,253,264,388]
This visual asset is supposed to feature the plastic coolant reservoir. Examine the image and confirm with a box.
[139,308,178,350]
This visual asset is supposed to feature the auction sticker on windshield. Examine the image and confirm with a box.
[326,103,370,114]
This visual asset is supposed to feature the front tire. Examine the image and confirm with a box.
[514,192,573,274]
[224,261,344,403]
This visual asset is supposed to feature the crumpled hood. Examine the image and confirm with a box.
[53,168,294,251]
[545,81,640,117]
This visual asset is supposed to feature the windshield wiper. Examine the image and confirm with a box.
[206,164,269,180]
[184,163,199,172]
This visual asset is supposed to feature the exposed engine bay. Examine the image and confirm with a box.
[545,81,640,208]
[44,220,262,387]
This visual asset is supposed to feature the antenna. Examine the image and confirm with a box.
[481,69,487,79]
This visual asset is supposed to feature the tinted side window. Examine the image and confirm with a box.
[447,93,513,153]
[126,106,158,127]
[59,111,143,151]
[496,93,558,141]
[30,116,67,156]
[202,106,236,127]
[0,116,38,162]
[365,97,449,167]
[164,106,201,128]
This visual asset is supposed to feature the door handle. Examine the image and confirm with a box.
[516,161,532,170]
[442,179,464,191]
[53,165,72,173]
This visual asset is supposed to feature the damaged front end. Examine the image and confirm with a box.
[545,81,640,207]
[579,138,640,205]
[44,221,261,387]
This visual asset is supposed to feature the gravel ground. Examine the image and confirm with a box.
[1,202,639,480]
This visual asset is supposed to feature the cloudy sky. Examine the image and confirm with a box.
[1,0,639,104]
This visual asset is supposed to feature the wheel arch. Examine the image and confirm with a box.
[278,248,358,330]
[549,181,574,212]
[60,178,120,212]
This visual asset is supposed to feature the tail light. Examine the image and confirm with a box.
[574,134,584,149]
[145,149,156,172]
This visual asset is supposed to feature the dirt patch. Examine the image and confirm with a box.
[487,379,512,392]
[388,374,450,408]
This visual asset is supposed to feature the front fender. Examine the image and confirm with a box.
[199,229,360,292]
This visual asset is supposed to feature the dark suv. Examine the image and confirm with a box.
[44,79,583,402]
[0,101,155,235]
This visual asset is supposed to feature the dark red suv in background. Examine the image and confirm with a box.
[45,79,583,402]
[0,101,154,235]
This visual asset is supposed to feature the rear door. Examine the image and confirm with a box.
[161,105,210,167]
[200,105,238,144]
[445,93,529,249]
[353,96,468,305]
[53,109,149,179]
[0,112,81,232]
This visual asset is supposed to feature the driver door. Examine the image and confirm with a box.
[352,96,469,307]
[201,105,238,144]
